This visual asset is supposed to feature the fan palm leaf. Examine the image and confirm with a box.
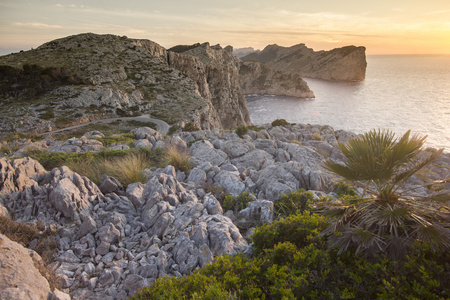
[321,129,449,259]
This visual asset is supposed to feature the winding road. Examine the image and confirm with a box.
[41,114,170,136]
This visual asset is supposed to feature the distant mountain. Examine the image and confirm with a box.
[241,43,367,81]
[233,47,260,59]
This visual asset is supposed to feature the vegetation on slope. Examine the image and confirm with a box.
[130,129,449,299]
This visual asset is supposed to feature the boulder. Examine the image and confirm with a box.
[0,234,52,300]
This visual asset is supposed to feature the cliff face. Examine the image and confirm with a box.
[0,33,250,133]
[242,43,367,81]
[168,43,251,129]
[239,61,315,98]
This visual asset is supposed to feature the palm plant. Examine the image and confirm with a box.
[320,129,449,259]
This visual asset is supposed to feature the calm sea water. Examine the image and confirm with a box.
[245,55,450,151]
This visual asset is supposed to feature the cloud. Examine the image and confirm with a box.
[13,22,63,29]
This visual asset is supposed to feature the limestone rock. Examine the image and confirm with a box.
[0,234,52,300]
[239,61,314,98]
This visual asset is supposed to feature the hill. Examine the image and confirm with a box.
[0,33,251,135]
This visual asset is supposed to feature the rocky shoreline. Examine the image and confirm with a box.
[1,123,448,299]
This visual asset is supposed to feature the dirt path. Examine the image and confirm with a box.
[41,114,170,136]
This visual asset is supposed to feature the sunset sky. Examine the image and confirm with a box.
[1,0,449,55]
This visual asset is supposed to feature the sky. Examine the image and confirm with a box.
[1,0,449,55]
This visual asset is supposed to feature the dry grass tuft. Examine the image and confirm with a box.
[165,143,193,173]
[101,152,150,185]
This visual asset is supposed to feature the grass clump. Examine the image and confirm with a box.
[25,148,165,185]
[100,152,150,185]
[271,119,290,127]
[94,133,136,147]
[164,144,193,173]
[312,132,323,141]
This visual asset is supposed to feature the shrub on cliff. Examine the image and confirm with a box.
[271,119,290,127]
[321,129,449,259]
[274,189,316,219]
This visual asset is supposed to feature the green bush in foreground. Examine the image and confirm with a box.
[131,212,450,300]
[274,189,315,219]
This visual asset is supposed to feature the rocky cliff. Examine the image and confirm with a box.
[239,61,315,98]
[168,43,250,129]
[0,33,250,134]
[241,43,367,81]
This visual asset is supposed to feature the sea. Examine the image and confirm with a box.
[245,55,450,151]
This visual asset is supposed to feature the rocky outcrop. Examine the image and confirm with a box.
[0,234,70,300]
[242,43,367,81]
[239,61,315,98]
[168,43,251,129]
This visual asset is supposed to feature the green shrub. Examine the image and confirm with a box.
[251,212,329,255]
[234,125,248,137]
[132,211,450,299]
[332,180,357,196]
[271,119,290,127]
[274,189,315,219]
[183,122,200,132]
[167,125,180,136]
[222,191,253,212]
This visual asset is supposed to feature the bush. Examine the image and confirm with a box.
[167,125,180,136]
[234,125,248,137]
[183,122,200,132]
[222,191,253,212]
[271,119,290,127]
[131,212,450,299]
[332,180,357,196]
[274,189,315,219]
[129,210,450,299]
[251,212,329,255]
